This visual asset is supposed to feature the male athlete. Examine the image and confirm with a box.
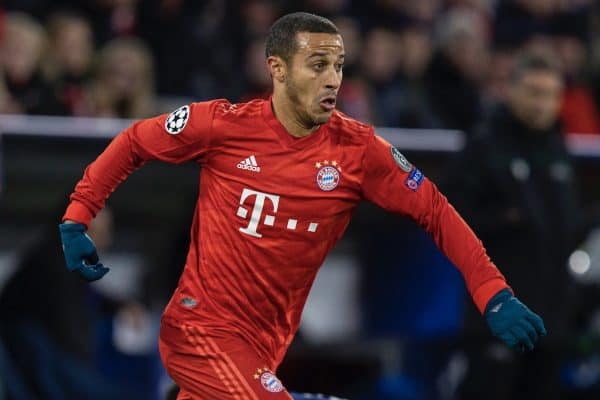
[59,12,546,400]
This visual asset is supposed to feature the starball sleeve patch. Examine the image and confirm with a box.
[165,105,190,135]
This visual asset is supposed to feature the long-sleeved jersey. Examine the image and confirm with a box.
[64,98,509,367]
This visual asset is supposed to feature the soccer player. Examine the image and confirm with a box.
[59,12,546,400]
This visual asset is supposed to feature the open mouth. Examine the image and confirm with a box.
[319,96,336,112]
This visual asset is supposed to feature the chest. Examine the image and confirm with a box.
[207,132,363,205]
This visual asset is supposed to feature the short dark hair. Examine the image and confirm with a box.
[509,50,563,83]
[265,12,339,63]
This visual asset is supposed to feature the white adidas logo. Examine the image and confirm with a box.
[237,155,261,172]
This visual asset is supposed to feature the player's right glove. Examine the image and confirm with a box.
[59,222,109,281]
[484,288,546,351]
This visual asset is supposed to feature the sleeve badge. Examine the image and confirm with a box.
[390,146,412,172]
[165,105,190,135]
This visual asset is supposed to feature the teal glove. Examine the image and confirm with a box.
[59,222,109,281]
[485,289,546,351]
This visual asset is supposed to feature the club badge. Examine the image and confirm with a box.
[253,367,284,393]
[315,160,341,191]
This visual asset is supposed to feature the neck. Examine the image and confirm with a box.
[271,92,320,138]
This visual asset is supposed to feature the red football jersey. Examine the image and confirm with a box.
[64,98,509,366]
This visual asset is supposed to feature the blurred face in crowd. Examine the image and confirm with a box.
[52,17,94,77]
[362,28,400,83]
[2,16,45,83]
[398,27,432,79]
[100,41,151,99]
[443,30,489,83]
[508,69,564,130]
[269,31,344,129]
[437,8,489,83]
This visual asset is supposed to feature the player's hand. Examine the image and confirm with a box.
[484,288,546,352]
[59,222,109,281]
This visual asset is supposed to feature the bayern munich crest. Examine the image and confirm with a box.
[315,160,341,191]
[253,368,284,393]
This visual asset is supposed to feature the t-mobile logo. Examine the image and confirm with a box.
[237,188,280,238]
[237,188,319,238]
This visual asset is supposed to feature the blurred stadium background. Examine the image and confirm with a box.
[1,0,600,399]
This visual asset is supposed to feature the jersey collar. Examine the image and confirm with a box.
[262,97,326,149]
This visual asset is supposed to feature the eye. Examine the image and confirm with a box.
[313,62,325,71]
[335,63,344,72]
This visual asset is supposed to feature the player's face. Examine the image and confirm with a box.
[285,32,344,126]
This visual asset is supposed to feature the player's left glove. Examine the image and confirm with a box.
[59,222,109,281]
[484,288,546,351]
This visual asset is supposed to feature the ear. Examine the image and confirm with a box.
[267,56,286,83]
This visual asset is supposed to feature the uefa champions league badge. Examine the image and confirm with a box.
[253,367,284,393]
[315,160,341,191]
[165,105,190,135]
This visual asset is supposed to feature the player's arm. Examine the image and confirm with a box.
[360,133,546,351]
[59,101,223,281]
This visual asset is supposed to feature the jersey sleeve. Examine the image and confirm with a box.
[360,133,510,313]
[63,100,223,227]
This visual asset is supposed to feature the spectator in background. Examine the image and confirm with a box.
[242,0,280,39]
[0,203,126,399]
[447,50,583,400]
[0,12,58,114]
[493,0,560,49]
[484,47,515,104]
[391,22,438,128]
[86,37,155,118]
[44,11,95,116]
[590,1,600,116]
[239,38,272,102]
[357,21,437,128]
[360,27,402,125]
[85,0,140,44]
[424,7,489,133]
[332,15,373,122]
[552,17,600,135]
[137,1,238,99]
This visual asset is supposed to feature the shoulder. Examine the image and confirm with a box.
[327,109,374,145]
[185,98,264,121]
[210,98,264,121]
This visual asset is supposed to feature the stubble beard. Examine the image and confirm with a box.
[284,73,323,128]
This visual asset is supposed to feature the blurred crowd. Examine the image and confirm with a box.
[2,1,600,400]
[0,0,599,135]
